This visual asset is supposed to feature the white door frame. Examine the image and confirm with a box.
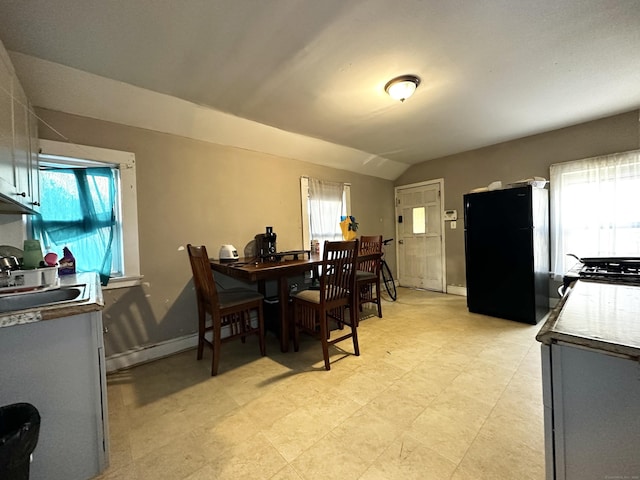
[394,178,446,292]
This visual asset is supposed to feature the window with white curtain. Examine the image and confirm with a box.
[300,177,351,250]
[550,149,640,275]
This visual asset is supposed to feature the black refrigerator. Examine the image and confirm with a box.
[463,185,549,324]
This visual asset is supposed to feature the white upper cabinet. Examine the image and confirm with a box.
[28,99,40,209]
[12,81,31,203]
[0,49,15,200]
[0,39,39,213]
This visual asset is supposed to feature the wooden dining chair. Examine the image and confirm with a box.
[187,244,266,376]
[291,239,359,370]
[356,235,383,320]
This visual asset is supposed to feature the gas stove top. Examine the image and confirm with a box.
[571,257,640,285]
[559,257,640,297]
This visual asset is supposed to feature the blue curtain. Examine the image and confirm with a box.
[32,167,116,286]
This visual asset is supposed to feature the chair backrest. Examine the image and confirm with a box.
[359,235,382,273]
[320,240,359,304]
[187,244,219,309]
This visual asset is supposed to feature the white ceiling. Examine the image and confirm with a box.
[1,0,639,180]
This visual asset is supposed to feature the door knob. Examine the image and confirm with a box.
[399,240,404,244]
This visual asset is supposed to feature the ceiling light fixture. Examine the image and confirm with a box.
[384,75,421,102]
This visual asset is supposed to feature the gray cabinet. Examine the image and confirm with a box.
[538,280,640,479]
[541,343,640,479]
[0,312,109,480]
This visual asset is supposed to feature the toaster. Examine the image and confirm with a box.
[219,245,239,261]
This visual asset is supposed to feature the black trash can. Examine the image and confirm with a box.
[0,403,40,480]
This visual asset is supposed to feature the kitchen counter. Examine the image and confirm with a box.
[0,272,104,328]
[537,279,640,479]
[536,279,640,360]
[0,271,109,479]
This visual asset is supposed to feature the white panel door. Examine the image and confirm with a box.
[396,181,444,291]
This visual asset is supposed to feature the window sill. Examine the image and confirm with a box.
[103,275,144,290]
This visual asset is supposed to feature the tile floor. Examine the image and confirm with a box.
[96,288,546,480]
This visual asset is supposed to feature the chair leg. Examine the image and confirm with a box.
[319,309,331,370]
[292,302,300,352]
[350,302,360,357]
[375,279,383,318]
[257,304,266,357]
[211,326,221,376]
[333,307,345,330]
[197,307,205,360]
[240,311,247,343]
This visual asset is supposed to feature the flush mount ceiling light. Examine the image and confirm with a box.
[384,75,421,102]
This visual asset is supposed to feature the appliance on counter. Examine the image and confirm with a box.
[463,185,549,324]
[560,256,640,296]
[268,250,311,261]
[255,226,277,262]
[219,245,239,261]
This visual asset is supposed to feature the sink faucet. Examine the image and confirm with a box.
[0,268,11,288]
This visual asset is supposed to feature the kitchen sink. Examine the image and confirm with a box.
[0,285,89,314]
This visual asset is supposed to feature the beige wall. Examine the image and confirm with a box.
[35,108,396,357]
[15,108,640,357]
[395,110,640,288]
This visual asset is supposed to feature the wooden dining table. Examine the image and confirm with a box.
[210,250,382,352]
[210,252,323,352]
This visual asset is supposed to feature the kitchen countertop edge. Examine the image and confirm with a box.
[536,280,640,361]
[0,272,104,328]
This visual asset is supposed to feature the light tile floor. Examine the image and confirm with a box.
[95,288,546,480]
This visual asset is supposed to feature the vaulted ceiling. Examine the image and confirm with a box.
[1,1,639,179]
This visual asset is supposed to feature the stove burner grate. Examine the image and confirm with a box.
[578,260,640,284]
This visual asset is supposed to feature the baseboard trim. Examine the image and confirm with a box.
[446,285,467,296]
[105,333,198,373]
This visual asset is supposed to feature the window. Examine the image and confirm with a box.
[412,207,426,234]
[300,177,351,250]
[34,140,141,288]
[550,149,640,275]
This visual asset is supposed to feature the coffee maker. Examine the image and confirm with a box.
[255,226,277,261]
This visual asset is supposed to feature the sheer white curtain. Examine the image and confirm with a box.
[308,177,345,245]
[550,149,640,275]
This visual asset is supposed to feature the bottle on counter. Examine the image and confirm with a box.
[22,240,44,270]
[58,247,76,276]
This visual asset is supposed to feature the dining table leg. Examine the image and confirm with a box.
[257,280,267,297]
[258,278,289,352]
[210,257,322,353]
[278,276,290,352]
